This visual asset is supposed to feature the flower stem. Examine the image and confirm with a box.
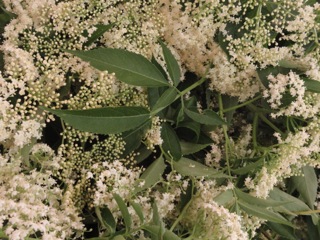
[248,103,285,136]
[253,113,259,148]
[169,179,195,232]
[223,95,261,113]
[218,94,232,176]
[179,74,207,97]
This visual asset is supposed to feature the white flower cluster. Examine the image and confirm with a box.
[1,0,320,238]
[144,116,163,149]
[285,4,320,47]
[263,71,320,118]
[0,148,83,240]
[183,180,248,239]
[93,160,142,208]
[246,120,320,198]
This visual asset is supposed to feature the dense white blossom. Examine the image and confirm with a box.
[1,0,320,239]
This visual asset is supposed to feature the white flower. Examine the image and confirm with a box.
[14,120,42,148]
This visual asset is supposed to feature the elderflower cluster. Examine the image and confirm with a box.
[13,120,42,148]
[182,180,248,239]
[263,71,320,118]
[2,0,320,239]
[102,0,164,58]
[159,0,241,75]
[207,44,260,101]
[0,146,83,240]
[1,0,153,211]
[144,116,163,149]
[94,160,142,208]
[284,3,320,50]
[228,0,304,68]
[246,119,320,198]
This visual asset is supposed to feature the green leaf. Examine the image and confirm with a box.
[148,89,160,112]
[184,108,226,126]
[131,202,144,224]
[213,189,234,206]
[113,193,132,232]
[142,225,162,239]
[95,207,116,234]
[121,123,149,157]
[66,48,169,87]
[134,145,152,164]
[238,200,294,227]
[112,236,126,240]
[231,158,264,175]
[197,132,214,145]
[303,77,320,93]
[291,166,317,209]
[177,121,201,142]
[230,201,241,215]
[121,136,141,157]
[84,24,114,47]
[270,189,310,214]
[133,155,166,194]
[221,94,238,125]
[161,123,182,161]
[234,188,291,208]
[180,141,210,155]
[278,59,309,71]
[120,126,151,158]
[148,87,167,110]
[267,222,297,240]
[152,202,161,225]
[306,216,320,240]
[41,106,150,134]
[142,226,180,240]
[159,40,181,86]
[151,56,168,79]
[151,87,178,113]
[269,188,318,223]
[176,105,185,124]
[173,157,228,178]
[163,230,181,240]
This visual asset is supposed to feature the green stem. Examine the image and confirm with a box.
[179,66,210,97]
[179,74,207,97]
[151,67,210,117]
[255,4,262,30]
[314,27,319,46]
[218,94,231,176]
[160,145,171,161]
[60,119,67,145]
[248,104,285,136]
[260,114,284,135]
[223,95,261,113]
[253,113,258,148]
[170,179,195,231]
